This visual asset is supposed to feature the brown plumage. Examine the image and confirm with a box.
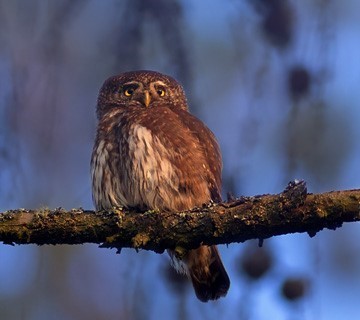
[91,70,230,302]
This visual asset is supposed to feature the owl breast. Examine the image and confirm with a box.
[124,122,212,211]
[91,107,215,212]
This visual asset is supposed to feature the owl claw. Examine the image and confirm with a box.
[174,246,188,259]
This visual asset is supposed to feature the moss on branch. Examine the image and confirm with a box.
[1,184,360,253]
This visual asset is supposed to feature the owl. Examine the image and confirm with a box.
[91,70,230,302]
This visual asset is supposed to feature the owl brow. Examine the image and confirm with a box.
[152,81,167,87]
[122,82,140,90]
[151,81,168,93]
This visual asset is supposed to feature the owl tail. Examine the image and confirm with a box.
[186,245,230,302]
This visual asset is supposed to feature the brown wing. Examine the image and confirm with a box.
[134,106,222,203]
[170,108,222,202]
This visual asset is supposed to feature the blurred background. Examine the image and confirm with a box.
[0,0,359,319]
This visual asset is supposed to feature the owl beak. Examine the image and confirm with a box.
[143,91,151,107]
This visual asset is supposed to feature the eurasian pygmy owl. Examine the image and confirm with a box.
[91,70,230,302]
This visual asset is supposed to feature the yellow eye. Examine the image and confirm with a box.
[124,88,134,96]
[157,88,165,97]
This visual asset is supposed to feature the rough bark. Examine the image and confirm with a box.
[0,182,359,253]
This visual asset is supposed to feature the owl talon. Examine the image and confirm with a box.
[174,246,188,260]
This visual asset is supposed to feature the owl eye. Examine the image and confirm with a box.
[156,88,166,97]
[124,88,135,97]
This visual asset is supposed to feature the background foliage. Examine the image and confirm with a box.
[0,1,359,319]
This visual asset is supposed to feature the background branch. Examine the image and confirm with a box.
[1,184,359,253]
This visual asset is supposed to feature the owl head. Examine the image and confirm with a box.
[96,70,188,120]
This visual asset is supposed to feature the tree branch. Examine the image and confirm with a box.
[1,182,359,253]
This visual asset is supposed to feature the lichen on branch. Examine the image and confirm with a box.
[1,182,360,253]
